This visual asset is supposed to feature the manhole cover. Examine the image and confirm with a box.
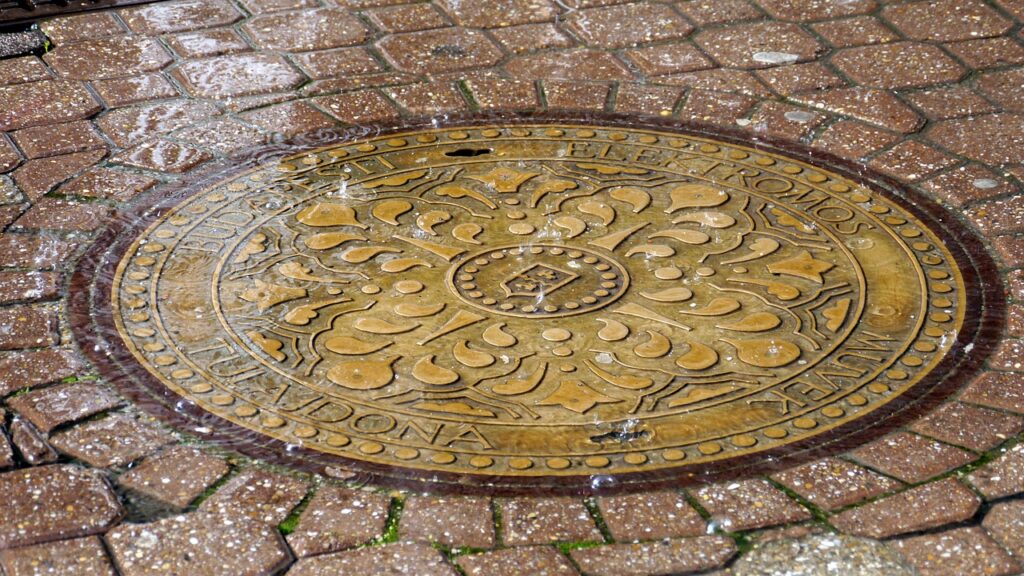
[74,121,997,492]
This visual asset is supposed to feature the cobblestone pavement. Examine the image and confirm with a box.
[1,0,1024,574]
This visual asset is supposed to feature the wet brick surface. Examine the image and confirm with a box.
[571,536,737,576]
[0,465,122,549]
[117,446,230,510]
[400,495,496,549]
[457,546,579,576]
[0,536,117,576]
[105,512,290,576]
[287,542,458,576]
[285,486,390,557]
[1,0,1023,573]
[830,479,981,538]
[500,497,603,546]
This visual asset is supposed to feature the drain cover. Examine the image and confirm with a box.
[78,122,995,491]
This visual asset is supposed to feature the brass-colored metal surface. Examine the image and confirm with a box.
[112,125,965,478]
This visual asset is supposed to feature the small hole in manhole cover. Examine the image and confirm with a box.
[445,148,493,157]
[73,120,1000,493]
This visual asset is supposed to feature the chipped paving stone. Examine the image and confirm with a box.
[9,418,57,466]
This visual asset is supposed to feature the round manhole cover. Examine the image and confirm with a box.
[74,121,997,492]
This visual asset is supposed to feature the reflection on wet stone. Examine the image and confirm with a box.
[105,124,970,486]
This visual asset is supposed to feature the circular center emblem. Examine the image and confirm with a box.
[94,123,983,490]
[449,245,629,317]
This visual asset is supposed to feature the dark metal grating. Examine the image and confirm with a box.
[0,0,159,25]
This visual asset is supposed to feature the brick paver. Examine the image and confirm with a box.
[893,527,1021,576]
[199,469,309,525]
[830,479,980,538]
[6,381,121,433]
[287,542,458,576]
[400,495,495,549]
[772,458,901,511]
[0,536,116,576]
[0,465,122,549]
[693,479,812,532]
[117,446,230,509]
[0,0,1022,572]
[457,547,578,576]
[106,512,290,576]
[570,536,737,576]
[285,486,390,557]
[500,497,603,546]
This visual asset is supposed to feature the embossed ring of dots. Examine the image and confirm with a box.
[87,123,986,489]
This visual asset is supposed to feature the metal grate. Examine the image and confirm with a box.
[0,0,159,25]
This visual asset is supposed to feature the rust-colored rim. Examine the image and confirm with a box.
[68,112,1004,495]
